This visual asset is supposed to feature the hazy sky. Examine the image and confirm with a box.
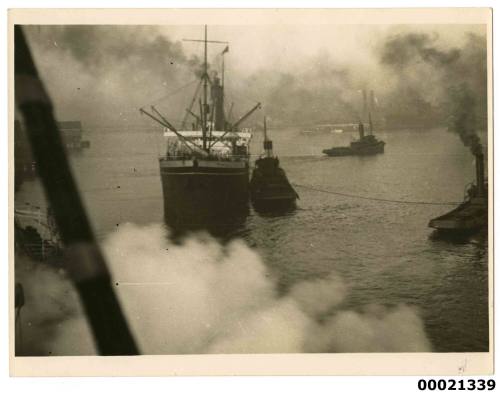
[23,23,487,126]
[159,24,486,75]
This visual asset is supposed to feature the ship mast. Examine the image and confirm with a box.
[182,26,229,151]
[203,25,208,150]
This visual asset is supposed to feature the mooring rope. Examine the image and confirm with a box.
[292,183,461,206]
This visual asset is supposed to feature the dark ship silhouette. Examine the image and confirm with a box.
[140,26,261,232]
[250,118,298,212]
[429,151,487,234]
[323,114,385,157]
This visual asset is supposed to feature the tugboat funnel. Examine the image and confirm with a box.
[263,116,273,157]
[476,151,485,198]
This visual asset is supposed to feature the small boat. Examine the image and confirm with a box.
[323,114,385,156]
[429,152,488,234]
[250,117,298,211]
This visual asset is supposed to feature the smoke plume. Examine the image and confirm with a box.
[21,25,486,132]
[24,26,203,126]
[244,59,360,126]
[380,33,461,68]
[379,31,487,150]
[447,84,482,155]
[15,223,432,355]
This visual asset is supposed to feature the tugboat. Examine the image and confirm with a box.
[429,151,488,234]
[323,114,385,156]
[250,117,298,212]
[140,26,261,232]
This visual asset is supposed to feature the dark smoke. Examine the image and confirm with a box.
[28,25,203,76]
[22,26,487,133]
[447,84,482,155]
[23,26,204,126]
[378,31,487,144]
[381,33,461,68]
[244,61,360,126]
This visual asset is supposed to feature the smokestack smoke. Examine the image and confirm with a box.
[379,32,486,150]
[448,83,482,156]
[380,33,461,69]
[23,26,206,126]
[476,151,485,197]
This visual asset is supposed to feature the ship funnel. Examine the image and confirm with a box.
[211,76,225,131]
[264,140,273,150]
[358,121,365,139]
[263,116,273,157]
[475,151,485,198]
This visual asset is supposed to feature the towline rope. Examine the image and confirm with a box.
[292,183,461,206]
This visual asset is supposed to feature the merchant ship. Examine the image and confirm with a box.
[141,26,261,231]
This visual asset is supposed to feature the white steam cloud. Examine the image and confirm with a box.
[16,223,432,355]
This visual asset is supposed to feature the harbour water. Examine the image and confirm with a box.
[15,125,489,352]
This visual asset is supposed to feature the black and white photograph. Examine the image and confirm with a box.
[9,8,492,375]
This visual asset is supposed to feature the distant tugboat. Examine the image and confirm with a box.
[429,151,487,234]
[140,26,261,232]
[250,117,298,212]
[323,114,385,156]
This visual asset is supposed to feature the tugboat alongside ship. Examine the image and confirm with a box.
[250,117,298,212]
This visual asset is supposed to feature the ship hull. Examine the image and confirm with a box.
[249,162,298,213]
[160,158,250,232]
[322,147,354,156]
[251,195,296,213]
[428,200,487,233]
[323,142,385,157]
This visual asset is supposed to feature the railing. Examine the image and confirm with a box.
[160,153,249,162]
[17,240,61,261]
[14,204,61,246]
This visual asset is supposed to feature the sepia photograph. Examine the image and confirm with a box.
[9,8,493,375]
